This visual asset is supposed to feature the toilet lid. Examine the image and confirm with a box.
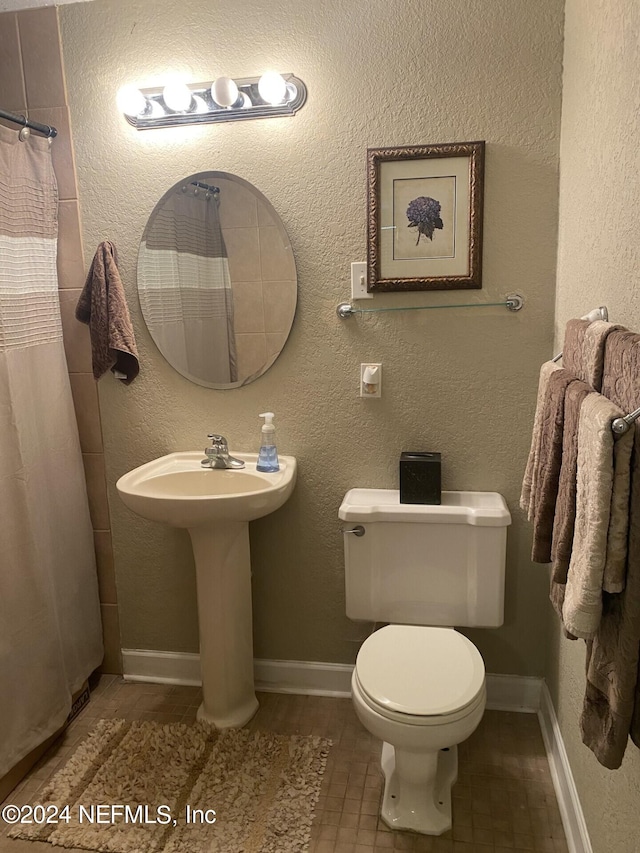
[355,625,485,716]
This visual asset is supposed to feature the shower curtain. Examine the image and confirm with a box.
[0,125,103,777]
[138,186,237,384]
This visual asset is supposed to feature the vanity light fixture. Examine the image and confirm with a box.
[118,73,307,130]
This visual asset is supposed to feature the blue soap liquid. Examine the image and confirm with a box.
[256,445,279,472]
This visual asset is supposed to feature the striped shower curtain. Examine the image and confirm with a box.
[138,185,237,384]
[0,125,103,776]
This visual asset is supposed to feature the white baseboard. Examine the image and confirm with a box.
[121,649,354,695]
[121,650,545,708]
[254,658,353,696]
[485,673,542,712]
[122,649,201,686]
[538,682,592,853]
[121,649,590,853]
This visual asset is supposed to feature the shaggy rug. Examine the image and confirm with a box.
[9,719,331,852]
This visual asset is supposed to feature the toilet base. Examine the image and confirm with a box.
[380,742,458,835]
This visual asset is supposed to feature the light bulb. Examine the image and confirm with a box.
[211,76,239,108]
[258,72,287,105]
[117,85,147,117]
[162,82,193,112]
[192,95,208,114]
[285,82,297,102]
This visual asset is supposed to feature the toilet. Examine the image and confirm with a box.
[339,488,511,835]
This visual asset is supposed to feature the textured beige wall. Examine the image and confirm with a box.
[58,0,563,671]
[549,0,640,850]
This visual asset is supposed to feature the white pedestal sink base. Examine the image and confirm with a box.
[189,521,259,728]
[116,452,297,730]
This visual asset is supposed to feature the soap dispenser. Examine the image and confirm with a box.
[256,412,280,472]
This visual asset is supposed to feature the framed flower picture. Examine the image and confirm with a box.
[366,141,485,292]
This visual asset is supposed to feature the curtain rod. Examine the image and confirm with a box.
[0,108,57,139]
[187,180,220,195]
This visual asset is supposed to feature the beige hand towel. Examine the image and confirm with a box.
[520,361,563,518]
[583,321,626,391]
[550,379,593,583]
[76,241,139,384]
[530,368,575,564]
[561,319,590,380]
[548,379,592,626]
[561,318,626,389]
[562,394,633,638]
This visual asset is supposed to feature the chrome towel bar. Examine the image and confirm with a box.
[336,293,524,319]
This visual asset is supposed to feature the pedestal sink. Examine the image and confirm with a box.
[116,451,296,728]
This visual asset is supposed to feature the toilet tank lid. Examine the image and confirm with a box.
[339,489,511,526]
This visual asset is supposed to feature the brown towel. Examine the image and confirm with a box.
[520,361,563,519]
[604,421,633,593]
[527,317,601,562]
[548,318,628,622]
[549,379,592,625]
[579,329,640,769]
[583,321,626,391]
[530,368,575,564]
[76,241,139,384]
[562,394,632,639]
[561,318,590,380]
[550,380,593,582]
[561,318,626,390]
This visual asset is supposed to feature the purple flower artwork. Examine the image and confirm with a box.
[406,196,443,245]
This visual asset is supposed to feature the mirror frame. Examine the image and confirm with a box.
[137,171,297,389]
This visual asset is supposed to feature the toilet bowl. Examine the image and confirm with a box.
[351,624,486,835]
[339,488,511,836]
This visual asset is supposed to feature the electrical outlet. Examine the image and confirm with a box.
[351,262,372,300]
[360,363,382,398]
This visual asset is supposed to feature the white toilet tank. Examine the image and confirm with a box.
[339,490,511,628]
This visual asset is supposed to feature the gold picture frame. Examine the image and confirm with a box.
[367,141,485,292]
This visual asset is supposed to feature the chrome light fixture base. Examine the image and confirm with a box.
[124,74,307,130]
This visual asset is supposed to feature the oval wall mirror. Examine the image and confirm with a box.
[137,171,297,389]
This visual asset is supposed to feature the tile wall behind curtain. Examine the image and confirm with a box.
[0,6,121,674]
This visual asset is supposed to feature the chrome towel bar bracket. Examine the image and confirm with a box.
[612,408,640,435]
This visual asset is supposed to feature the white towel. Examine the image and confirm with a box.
[562,394,633,638]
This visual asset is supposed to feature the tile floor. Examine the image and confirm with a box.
[1,676,568,853]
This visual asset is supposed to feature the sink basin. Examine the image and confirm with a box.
[116,449,297,729]
[116,451,296,527]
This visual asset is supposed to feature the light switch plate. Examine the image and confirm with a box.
[351,262,372,300]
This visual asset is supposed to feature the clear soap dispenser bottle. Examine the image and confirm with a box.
[256,412,280,472]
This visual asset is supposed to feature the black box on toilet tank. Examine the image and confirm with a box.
[399,452,441,505]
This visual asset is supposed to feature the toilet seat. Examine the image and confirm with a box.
[355,625,485,723]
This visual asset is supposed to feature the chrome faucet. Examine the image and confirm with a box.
[201,434,245,469]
